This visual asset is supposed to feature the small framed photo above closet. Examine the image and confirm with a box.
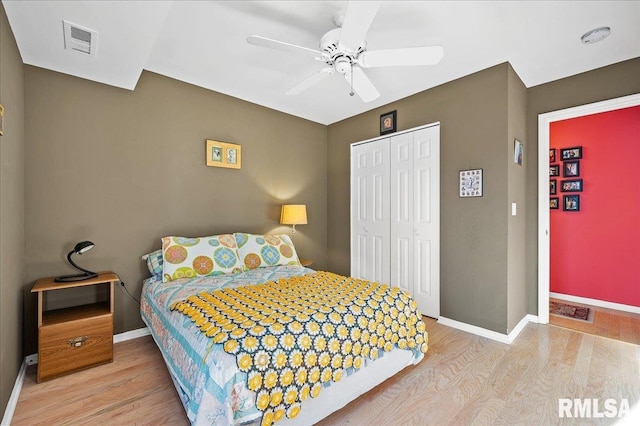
[380,110,397,135]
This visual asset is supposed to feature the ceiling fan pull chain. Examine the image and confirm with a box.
[349,67,354,97]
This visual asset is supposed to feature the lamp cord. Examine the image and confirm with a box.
[118,280,140,305]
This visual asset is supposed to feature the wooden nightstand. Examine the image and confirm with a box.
[300,259,313,267]
[31,272,118,382]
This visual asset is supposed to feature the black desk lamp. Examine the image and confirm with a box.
[54,241,99,282]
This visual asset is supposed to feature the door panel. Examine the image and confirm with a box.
[351,139,390,283]
[412,127,440,317]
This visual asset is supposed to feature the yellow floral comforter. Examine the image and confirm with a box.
[170,271,428,426]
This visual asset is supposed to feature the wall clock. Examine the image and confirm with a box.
[459,169,483,197]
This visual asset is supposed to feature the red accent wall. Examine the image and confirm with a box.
[550,105,640,307]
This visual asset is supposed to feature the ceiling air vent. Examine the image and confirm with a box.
[63,20,98,57]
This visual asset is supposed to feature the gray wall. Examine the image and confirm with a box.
[328,63,519,333]
[22,68,328,355]
[524,57,640,315]
[0,3,25,416]
[506,65,528,331]
[1,10,638,417]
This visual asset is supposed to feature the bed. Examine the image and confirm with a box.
[140,233,428,426]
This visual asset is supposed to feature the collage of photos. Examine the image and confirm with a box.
[549,146,583,211]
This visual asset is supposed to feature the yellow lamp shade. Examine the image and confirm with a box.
[280,205,308,225]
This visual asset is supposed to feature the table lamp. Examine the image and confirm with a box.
[55,240,99,282]
[280,204,307,242]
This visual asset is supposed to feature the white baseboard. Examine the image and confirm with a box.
[438,314,537,344]
[550,292,640,314]
[1,326,150,425]
[0,360,27,426]
[113,326,151,344]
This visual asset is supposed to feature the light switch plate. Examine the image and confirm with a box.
[512,203,517,216]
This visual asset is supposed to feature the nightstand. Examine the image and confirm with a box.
[31,272,118,382]
[300,259,313,267]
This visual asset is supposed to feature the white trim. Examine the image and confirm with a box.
[550,292,640,315]
[25,354,37,366]
[0,360,27,426]
[350,121,440,147]
[1,327,150,425]
[537,93,640,324]
[113,326,150,344]
[437,315,536,344]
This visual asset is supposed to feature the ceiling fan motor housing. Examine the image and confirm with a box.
[319,28,366,74]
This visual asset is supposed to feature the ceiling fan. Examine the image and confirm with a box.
[247,1,443,103]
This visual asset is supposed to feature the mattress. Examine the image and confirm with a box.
[141,265,425,425]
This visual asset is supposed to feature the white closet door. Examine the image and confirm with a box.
[350,138,390,284]
[390,126,440,317]
[412,126,440,318]
[390,132,414,295]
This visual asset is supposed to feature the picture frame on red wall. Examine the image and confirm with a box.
[549,148,556,163]
[550,197,559,209]
[563,195,580,211]
[550,165,560,176]
[563,160,580,177]
[550,179,557,195]
[561,146,582,160]
[561,179,583,192]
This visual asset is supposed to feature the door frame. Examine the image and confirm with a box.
[537,93,640,323]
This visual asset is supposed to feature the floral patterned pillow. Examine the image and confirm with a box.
[161,234,244,282]
[234,233,301,270]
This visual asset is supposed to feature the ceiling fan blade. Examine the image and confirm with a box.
[344,66,380,103]
[286,68,334,95]
[247,35,324,58]
[358,46,444,68]
[339,1,382,52]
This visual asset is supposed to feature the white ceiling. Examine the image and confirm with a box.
[3,1,639,125]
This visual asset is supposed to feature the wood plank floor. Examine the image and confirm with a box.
[549,298,640,346]
[12,318,640,425]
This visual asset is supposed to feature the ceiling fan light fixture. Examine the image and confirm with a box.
[581,26,611,44]
[334,57,352,74]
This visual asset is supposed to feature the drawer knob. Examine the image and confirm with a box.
[69,336,88,347]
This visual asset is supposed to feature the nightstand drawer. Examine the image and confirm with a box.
[38,314,113,382]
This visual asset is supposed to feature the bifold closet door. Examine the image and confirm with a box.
[350,138,390,284]
[390,126,440,318]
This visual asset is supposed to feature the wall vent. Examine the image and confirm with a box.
[63,20,98,57]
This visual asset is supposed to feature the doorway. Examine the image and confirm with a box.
[537,93,640,324]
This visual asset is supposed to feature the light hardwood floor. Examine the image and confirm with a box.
[549,298,640,346]
[12,318,640,425]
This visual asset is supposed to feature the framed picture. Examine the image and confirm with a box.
[550,179,557,195]
[563,160,580,177]
[563,195,580,211]
[380,110,397,135]
[206,140,242,169]
[549,165,560,177]
[561,179,583,192]
[550,197,559,209]
[459,169,483,197]
[514,139,523,165]
[549,148,556,163]
[561,146,582,160]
